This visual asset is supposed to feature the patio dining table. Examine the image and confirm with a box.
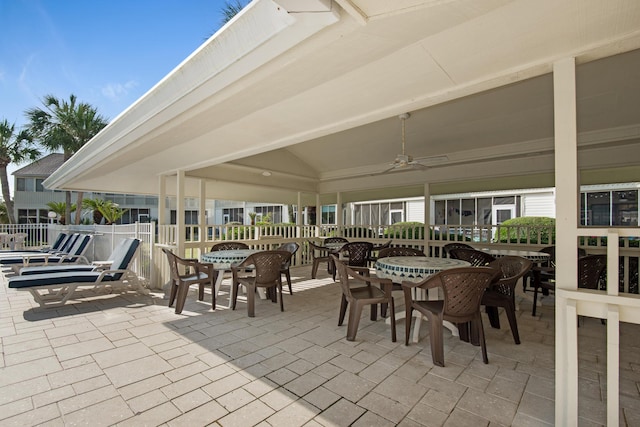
[201,249,261,308]
[480,248,551,262]
[376,256,471,342]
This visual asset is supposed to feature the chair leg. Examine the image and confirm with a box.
[168,281,177,307]
[389,297,396,342]
[338,295,348,326]
[532,286,539,316]
[370,303,377,321]
[232,280,239,310]
[174,283,190,314]
[504,301,520,344]
[428,312,445,367]
[475,313,489,364]
[381,302,388,318]
[285,270,293,295]
[404,306,414,345]
[312,260,319,279]
[198,283,205,301]
[246,284,256,317]
[210,281,216,310]
[346,302,363,341]
[486,306,501,329]
[278,282,284,312]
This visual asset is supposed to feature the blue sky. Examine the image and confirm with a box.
[0,0,234,189]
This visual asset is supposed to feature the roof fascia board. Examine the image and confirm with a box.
[44,0,340,190]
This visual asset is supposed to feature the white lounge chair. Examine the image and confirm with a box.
[8,238,148,308]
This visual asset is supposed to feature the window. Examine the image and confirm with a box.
[222,208,244,224]
[587,192,611,226]
[612,190,638,226]
[447,199,460,224]
[18,209,39,224]
[170,210,200,225]
[116,208,151,224]
[461,199,475,225]
[254,205,282,223]
[581,189,638,226]
[321,205,336,224]
[35,179,46,192]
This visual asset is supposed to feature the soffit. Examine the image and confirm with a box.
[44,0,640,205]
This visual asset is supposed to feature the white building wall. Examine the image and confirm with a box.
[406,199,425,222]
[522,191,556,217]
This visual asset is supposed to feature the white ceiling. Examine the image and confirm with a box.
[45,0,640,206]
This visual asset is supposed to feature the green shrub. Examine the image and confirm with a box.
[382,222,425,240]
[497,217,555,244]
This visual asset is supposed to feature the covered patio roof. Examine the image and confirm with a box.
[45,0,640,205]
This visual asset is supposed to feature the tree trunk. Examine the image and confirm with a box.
[65,191,72,225]
[75,191,84,224]
[0,164,16,223]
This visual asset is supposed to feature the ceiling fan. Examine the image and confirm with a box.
[378,112,428,174]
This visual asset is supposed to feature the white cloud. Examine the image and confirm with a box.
[101,80,138,101]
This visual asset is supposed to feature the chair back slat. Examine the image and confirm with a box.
[448,248,496,266]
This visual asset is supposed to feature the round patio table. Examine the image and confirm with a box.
[375,256,471,342]
[201,249,260,308]
[375,256,470,282]
[480,248,550,262]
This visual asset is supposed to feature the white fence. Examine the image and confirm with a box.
[15,223,157,283]
[155,222,639,293]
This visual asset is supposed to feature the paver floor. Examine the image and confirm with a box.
[1,265,639,426]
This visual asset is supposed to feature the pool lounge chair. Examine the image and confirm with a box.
[8,238,148,308]
[19,238,137,275]
[0,234,93,272]
[0,232,73,256]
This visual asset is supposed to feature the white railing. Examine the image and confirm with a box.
[556,228,640,426]
[50,223,156,288]
[155,222,639,293]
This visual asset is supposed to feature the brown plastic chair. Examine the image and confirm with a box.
[308,240,330,279]
[376,246,426,317]
[402,266,499,366]
[163,248,216,314]
[332,255,396,342]
[448,247,496,266]
[231,250,291,317]
[483,256,533,344]
[210,242,249,251]
[367,240,392,264]
[335,241,374,281]
[532,254,607,316]
[276,242,299,294]
[443,242,474,257]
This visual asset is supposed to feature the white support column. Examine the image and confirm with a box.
[553,57,579,426]
[296,192,302,239]
[607,304,620,426]
[336,192,343,229]
[424,183,431,256]
[315,193,321,237]
[176,170,186,257]
[199,179,206,250]
[158,175,166,227]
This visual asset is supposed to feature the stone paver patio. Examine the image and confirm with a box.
[1,264,639,426]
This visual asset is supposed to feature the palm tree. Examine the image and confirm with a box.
[0,201,10,224]
[46,201,76,225]
[82,198,106,224]
[98,201,128,225]
[0,119,41,223]
[220,0,247,25]
[25,94,108,225]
